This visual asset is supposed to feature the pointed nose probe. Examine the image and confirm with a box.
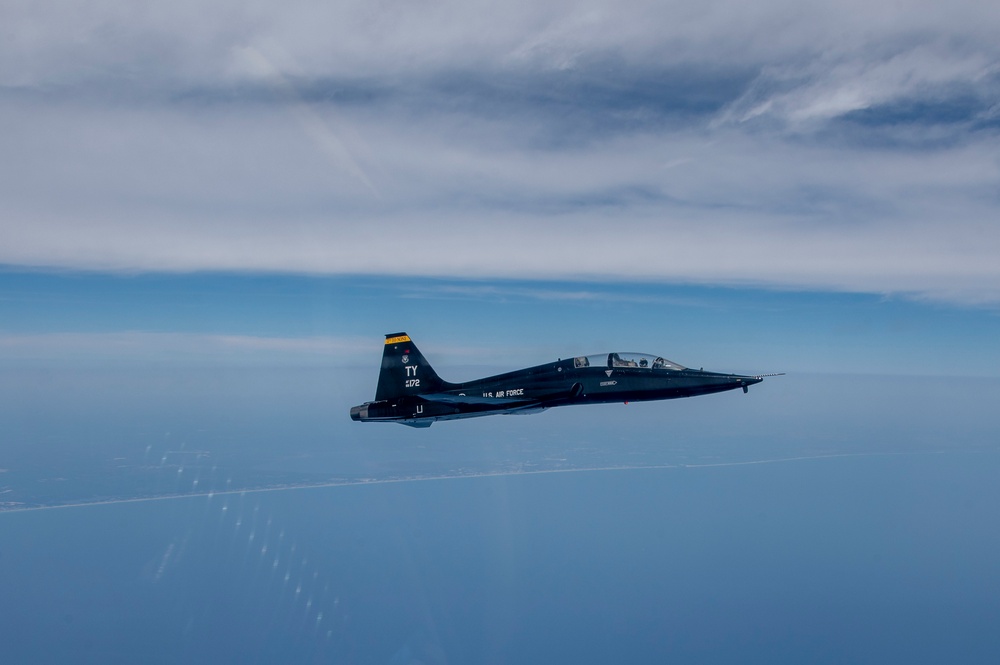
[740,373,782,393]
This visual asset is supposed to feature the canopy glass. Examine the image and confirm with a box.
[573,353,686,371]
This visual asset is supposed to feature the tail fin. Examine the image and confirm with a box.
[375,332,449,401]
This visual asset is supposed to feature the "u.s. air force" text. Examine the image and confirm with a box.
[482,388,524,398]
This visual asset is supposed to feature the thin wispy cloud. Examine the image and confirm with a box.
[397,282,732,309]
[230,45,381,197]
[0,330,574,370]
[0,332,375,364]
[2,1,999,304]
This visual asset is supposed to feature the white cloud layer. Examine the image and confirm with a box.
[2,0,1000,304]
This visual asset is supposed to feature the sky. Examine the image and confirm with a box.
[2,1,1000,368]
[3,271,1000,379]
[4,6,1000,661]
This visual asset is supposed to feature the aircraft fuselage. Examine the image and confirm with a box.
[350,334,769,427]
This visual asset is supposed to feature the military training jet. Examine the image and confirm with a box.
[350,332,778,427]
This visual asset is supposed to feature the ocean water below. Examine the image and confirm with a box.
[2,368,999,663]
[2,452,999,664]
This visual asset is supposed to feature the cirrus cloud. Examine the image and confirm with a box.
[2,0,999,304]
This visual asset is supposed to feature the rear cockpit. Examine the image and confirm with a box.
[573,353,686,371]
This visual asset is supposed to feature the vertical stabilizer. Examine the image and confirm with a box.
[375,333,448,401]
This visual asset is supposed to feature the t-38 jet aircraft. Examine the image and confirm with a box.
[351,332,778,427]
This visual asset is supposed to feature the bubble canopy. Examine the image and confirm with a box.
[573,353,686,371]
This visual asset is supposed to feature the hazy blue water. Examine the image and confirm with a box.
[2,368,999,663]
[3,455,1000,664]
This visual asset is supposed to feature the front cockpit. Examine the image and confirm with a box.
[573,353,686,371]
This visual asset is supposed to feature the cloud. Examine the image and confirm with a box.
[0,332,375,364]
[0,330,573,370]
[229,45,380,196]
[395,282,723,307]
[2,1,1000,304]
[720,44,1000,130]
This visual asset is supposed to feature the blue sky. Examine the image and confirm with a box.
[2,271,998,378]
[2,1,999,377]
